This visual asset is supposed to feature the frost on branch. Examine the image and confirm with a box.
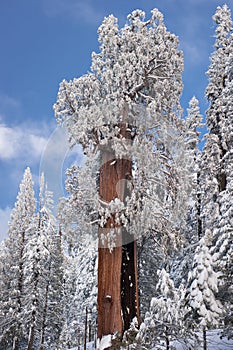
[54,8,183,154]
[54,8,191,250]
[185,233,224,328]
[136,269,186,348]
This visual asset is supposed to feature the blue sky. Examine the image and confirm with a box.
[0,0,232,240]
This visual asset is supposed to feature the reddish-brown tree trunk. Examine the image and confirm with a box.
[97,121,140,343]
[97,150,126,339]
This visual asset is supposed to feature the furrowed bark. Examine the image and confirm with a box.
[97,150,125,339]
[97,120,140,342]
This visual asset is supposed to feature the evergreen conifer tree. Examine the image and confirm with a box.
[0,240,13,349]
[36,175,63,350]
[57,186,97,349]
[201,5,232,234]
[200,6,233,339]
[185,233,223,349]
[0,168,36,350]
[137,269,186,350]
[210,47,233,338]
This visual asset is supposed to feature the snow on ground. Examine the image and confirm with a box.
[96,335,112,350]
[164,330,233,350]
[69,342,94,350]
[69,330,233,349]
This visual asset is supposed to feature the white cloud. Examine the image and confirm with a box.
[29,134,49,158]
[0,206,11,242]
[39,126,84,204]
[0,122,48,162]
[0,117,84,213]
[0,125,19,159]
[43,0,103,25]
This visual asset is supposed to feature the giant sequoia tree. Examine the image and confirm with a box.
[54,9,190,344]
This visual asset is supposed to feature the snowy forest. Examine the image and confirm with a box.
[0,5,233,350]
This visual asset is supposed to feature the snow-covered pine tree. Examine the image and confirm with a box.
[136,269,186,350]
[0,168,36,350]
[210,44,233,339]
[201,5,233,234]
[186,97,203,153]
[19,173,63,350]
[138,97,202,318]
[41,222,63,350]
[0,240,13,349]
[137,234,166,317]
[22,214,42,350]
[57,177,97,350]
[36,175,63,350]
[211,185,233,339]
[22,174,48,350]
[170,97,203,286]
[58,255,81,350]
[200,5,233,339]
[185,97,203,239]
[54,8,190,342]
[57,255,97,350]
[185,233,223,349]
[63,242,97,349]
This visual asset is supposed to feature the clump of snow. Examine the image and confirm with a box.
[97,334,112,350]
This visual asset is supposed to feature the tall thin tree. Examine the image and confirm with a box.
[1,168,36,350]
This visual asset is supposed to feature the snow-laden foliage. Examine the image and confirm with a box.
[54,8,192,252]
[0,168,36,349]
[54,9,184,152]
[206,4,232,117]
[35,176,64,350]
[135,269,187,349]
[54,9,193,344]
[0,6,232,350]
[185,96,203,223]
[210,185,233,339]
[0,171,64,350]
[199,6,233,339]
[58,246,97,350]
[185,233,223,329]
[185,96,203,155]
[57,191,97,350]
[205,3,232,168]
[168,98,203,295]
[210,52,233,329]
[209,52,233,337]
[60,155,99,254]
[138,234,166,316]
[201,5,233,238]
